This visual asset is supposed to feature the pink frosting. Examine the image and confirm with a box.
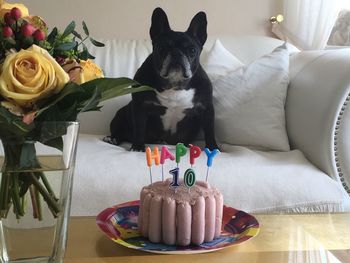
[149,196,162,243]
[162,198,176,245]
[177,202,192,246]
[139,179,223,245]
[215,194,224,238]
[191,196,205,245]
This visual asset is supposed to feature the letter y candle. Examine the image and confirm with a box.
[204,148,219,183]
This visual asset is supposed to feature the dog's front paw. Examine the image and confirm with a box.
[130,143,146,152]
[103,136,121,146]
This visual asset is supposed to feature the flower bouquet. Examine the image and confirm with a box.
[0,1,150,262]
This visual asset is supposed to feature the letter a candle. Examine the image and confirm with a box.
[160,146,175,181]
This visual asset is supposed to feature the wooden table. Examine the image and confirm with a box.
[65,214,350,263]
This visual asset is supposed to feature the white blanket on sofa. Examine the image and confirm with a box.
[72,134,347,216]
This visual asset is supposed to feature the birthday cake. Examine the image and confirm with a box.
[138,179,223,246]
[138,143,222,246]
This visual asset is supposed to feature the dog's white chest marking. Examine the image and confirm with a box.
[156,89,195,134]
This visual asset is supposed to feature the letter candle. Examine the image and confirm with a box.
[189,144,201,167]
[176,143,187,167]
[186,145,201,192]
[160,146,175,181]
[146,147,160,184]
[204,148,219,183]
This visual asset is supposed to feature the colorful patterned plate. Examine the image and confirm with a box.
[96,200,260,254]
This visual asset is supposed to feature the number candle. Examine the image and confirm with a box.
[176,143,187,167]
[204,148,219,183]
[146,147,160,184]
[184,168,196,192]
[160,146,175,181]
[169,168,180,193]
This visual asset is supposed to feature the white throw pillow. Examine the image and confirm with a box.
[211,43,290,151]
[201,39,243,75]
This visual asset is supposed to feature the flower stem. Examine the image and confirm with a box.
[29,185,39,219]
[11,172,24,217]
[34,187,42,221]
[38,172,58,201]
[28,172,60,216]
[77,36,89,47]
[21,195,25,214]
[0,172,11,218]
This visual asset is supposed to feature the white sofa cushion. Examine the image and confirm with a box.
[210,44,290,151]
[72,134,347,216]
[201,39,243,75]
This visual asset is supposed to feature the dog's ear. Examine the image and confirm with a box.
[150,8,171,40]
[186,12,207,46]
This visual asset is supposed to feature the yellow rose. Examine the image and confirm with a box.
[0,2,29,18]
[0,45,70,108]
[80,59,104,83]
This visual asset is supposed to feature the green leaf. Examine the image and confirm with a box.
[82,21,89,36]
[56,41,77,51]
[72,30,82,40]
[79,43,89,60]
[79,43,95,59]
[4,38,16,45]
[42,137,63,152]
[36,103,78,123]
[0,107,34,138]
[22,36,34,47]
[62,21,76,39]
[89,37,105,47]
[47,27,58,43]
[81,78,153,102]
[82,105,103,112]
[20,143,39,168]
[38,122,68,146]
[88,53,95,59]
[36,82,84,117]
[78,85,102,113]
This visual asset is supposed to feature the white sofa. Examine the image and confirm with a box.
[71,36,350,216]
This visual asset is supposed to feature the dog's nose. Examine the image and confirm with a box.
[183,72,192,79]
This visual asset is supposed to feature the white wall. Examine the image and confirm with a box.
[10,0,282,39]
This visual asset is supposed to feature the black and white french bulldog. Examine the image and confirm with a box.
[108,7,218,151]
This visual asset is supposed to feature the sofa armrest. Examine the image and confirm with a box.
[287,49,350,195]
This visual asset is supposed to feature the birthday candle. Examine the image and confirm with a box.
[169,167,180,193]
[184,168,196,192]
[146,147,160,184]
[204,148,219,183]
[176,143,187,167]
[189,144,201,167]
[160,146,175,181]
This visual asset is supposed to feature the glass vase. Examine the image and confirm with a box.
[0,122,79,263]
